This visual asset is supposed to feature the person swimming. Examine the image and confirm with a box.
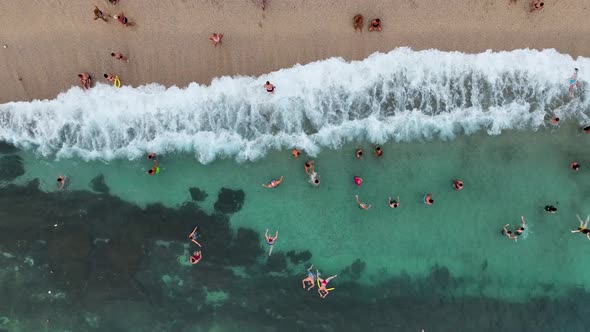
[571,162,580,171]
[262,176,284,188]
[355,195,371,210]
[189,251,202,265]
[356,149,363,159]
[292,149,300,159]
[304,161,315,176]
[309,172,320,186]
[375,146,383,157]
[572,214,590,240]
[264,229,278,256]
[354,176,363,186]
[147,163,160,175]
[545,205,557,214]
[187,226,202,247]
[316,270,338,299]
[57,176,66,190]
[423,194,434,205]
[147,152,158,163]
[388,196,400,208]
[583,126,590,134]
[302,265,316,291]
[502,216,526,241]
[452,180,463,191]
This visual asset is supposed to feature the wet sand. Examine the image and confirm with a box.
[1,0,589,103]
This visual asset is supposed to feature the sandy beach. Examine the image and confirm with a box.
[1,0,589,103]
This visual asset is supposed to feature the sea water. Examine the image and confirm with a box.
[1,48,590,332]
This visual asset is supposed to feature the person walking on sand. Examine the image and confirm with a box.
[388,196,400,208]
[209,33,224,47]
[369,18,382,31]
[265,229,278,256]
[530,0,544,12]
[302,265,316,290]
[264,81,275,93]
[189,250,202,265]
[355,195,371,210]
[188,226,202,247]
[353,15,363,32]
[57,176,66,190]
[111,52,129,62]
[78,73,92,90]
[571,214,590,240]
[262,176,283,188]
[569,68,581,97]
[317,270,337,298]
[93,6,108,22]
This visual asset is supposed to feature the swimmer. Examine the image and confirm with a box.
[292,149,300,159]
[550,117,560,126]
[302,265,316,290]
[317,270,338,298]
[264,229,278,256]
[304,161,315,175]
[147,152,158,163]
[583,126,590,134]
[353,176,363,186]
[388,196,400,208]
[568,68,581,97]
[57,176,66,190]
[502,224,518,241]
[452,180,464,191]
[571,162,580,171]
[147,162,160,175]
[571,214,590,240]
[355,195,371,210]
[309,172,320,186]
[262,176,283,188]
[264,81,275,93]
[356,148,363,159]
[515,216,526,237]
[423,194,434,205]
[375,146,383,157]
[189,251,202,265]
[187,226,202,247]
[545,205,557,213]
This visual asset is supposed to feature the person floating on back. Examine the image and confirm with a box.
[353,15,363,32]
[264,81,275,93]
[209,33,224,47]
[317,270,338,299]
[369,18,382,31]
[302,265,316,291]
[188,226,202,247]
[111,52,129,62]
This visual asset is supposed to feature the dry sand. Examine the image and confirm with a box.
[1,0,589,103]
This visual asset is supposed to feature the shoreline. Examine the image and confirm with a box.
[1,0,590,103]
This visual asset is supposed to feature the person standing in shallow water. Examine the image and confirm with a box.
[264,81,275,93]
[571,214,590,240]
[265,229,278,256]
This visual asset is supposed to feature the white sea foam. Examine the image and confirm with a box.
[0,48,588,163]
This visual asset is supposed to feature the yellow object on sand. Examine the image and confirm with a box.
[113,76,121,88]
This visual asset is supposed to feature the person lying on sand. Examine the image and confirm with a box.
[571,214,590,240]
[104,73,116,82]
[262,176,283,188]
[78,73,92,89]
[355,195,371,210]
[209,33,224,47]
[369,18,382,31]
[530,0,544,12]
[353,15,363,32]
[108,0,119,5]
[111,52,129,62]
[94,6,108,22]
[114,12,134,26]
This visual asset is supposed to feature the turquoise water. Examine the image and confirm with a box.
[2,48,590,331]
